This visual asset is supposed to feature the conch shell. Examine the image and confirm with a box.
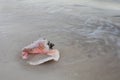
[22,38,60,65]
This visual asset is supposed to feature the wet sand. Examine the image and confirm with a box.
[0,0,120,80]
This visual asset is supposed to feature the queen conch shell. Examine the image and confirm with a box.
[22,38,60,65]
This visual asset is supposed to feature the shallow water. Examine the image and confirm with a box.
[0,0,120,80]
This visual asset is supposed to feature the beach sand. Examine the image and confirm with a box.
[0,0,120,80]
